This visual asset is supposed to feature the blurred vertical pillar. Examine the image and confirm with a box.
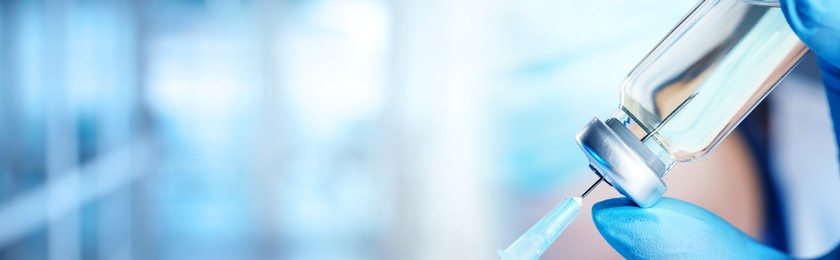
[386,0,503,258]
[252,0,285,257]
[43,0,81,260]
[0,0,18,203]
[131,0,153,258]
[3,1,51,257]
[72,0,144,259]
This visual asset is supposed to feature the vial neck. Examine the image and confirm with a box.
[608,109,676,176]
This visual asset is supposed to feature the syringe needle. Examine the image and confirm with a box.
[581,177,603,198]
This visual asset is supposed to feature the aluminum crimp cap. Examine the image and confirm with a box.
[575,117,668,208]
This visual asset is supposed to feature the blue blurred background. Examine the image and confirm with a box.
[4,0,839,259]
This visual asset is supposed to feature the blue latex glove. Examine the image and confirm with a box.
[781,0,840,69]
[781,0,840,143]
[592,1,840,259]
[592,198,840,259]
[592,198,787,259]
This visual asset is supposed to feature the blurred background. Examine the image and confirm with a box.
[1,0,840,259]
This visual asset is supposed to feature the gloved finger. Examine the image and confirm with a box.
[780,0,840,156]
[820,58,840,90]
[592,197,789,259]
[819,58,840,142]
[780,0,840,68]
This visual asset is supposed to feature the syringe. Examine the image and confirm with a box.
[497,178,603,260]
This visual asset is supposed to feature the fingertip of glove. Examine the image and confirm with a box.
[590,198,660,257]
[591,198,658,229]
[591,197,634,211]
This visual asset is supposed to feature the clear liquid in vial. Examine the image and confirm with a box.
[620,1,807,162]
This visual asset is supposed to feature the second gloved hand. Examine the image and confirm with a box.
[781,0,840,138]
[780,0,840,69]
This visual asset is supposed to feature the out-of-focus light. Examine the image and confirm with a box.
[205,0,242,16]
[284,0,389,137]
[0,140,150,247]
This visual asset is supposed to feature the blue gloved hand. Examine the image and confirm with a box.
[781,0,840,69]
[781,0,840,141]
[592,198,840,259]
[592,198,789,259]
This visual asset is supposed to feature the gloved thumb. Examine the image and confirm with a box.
[591,197,788,259]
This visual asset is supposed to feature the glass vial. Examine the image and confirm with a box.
[576,0,808,207]
[622,0,808,163]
